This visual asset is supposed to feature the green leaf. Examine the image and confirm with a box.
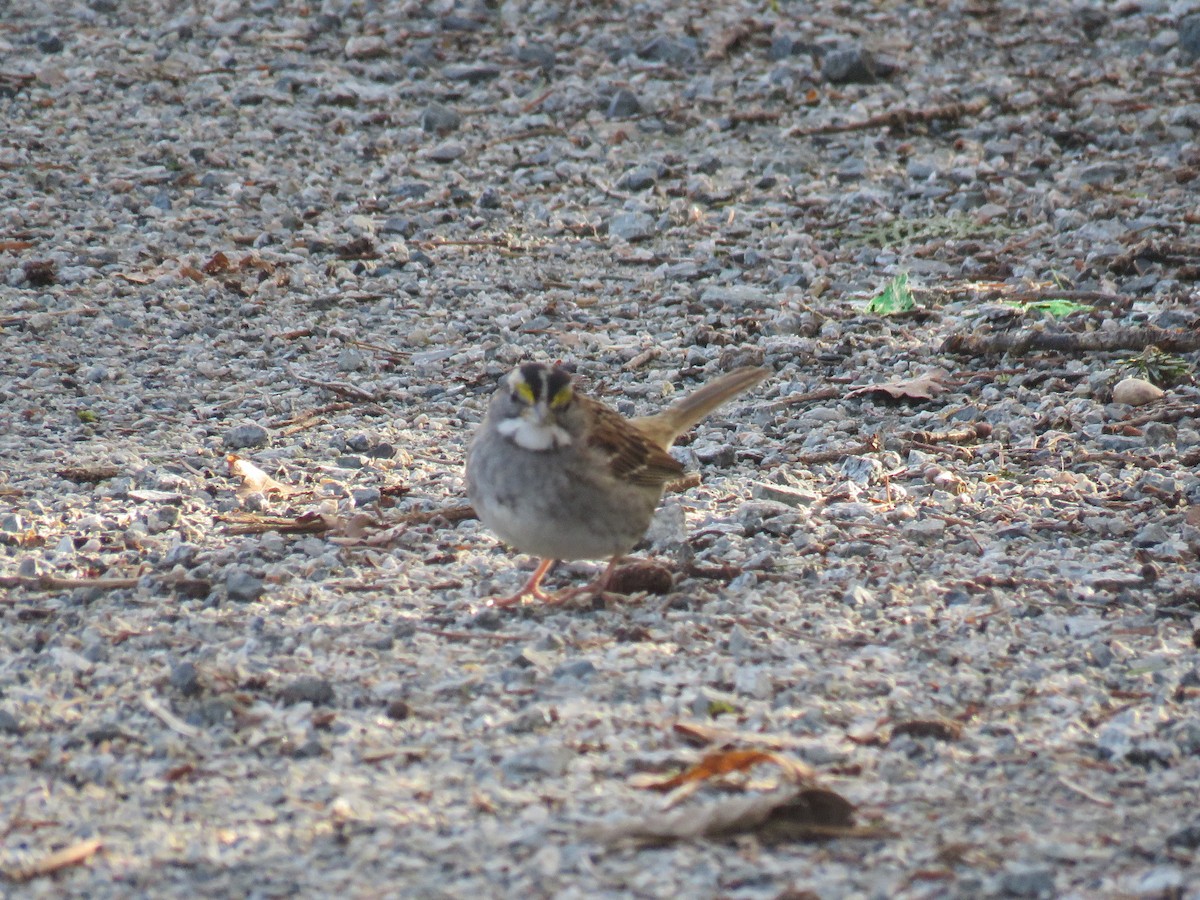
[76,409,98,423]
[867,272,915,315]
[1003,298,1093,317]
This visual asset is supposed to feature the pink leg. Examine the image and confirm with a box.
[547,556,622,605]
[487,558,556,608]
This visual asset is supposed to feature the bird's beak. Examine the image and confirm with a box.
[524,401,552,426]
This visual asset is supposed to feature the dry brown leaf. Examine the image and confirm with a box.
[202,251,230,274]
[637,749,816,792]
[589,786,874,845]
[226,454,302,498]
[220,512,338,535]
[847,369,952,402]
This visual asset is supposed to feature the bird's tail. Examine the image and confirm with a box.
[631,366,770,449]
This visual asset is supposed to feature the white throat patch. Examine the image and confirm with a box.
[497,416,573,451]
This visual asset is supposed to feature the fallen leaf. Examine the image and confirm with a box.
[847,369,951,402]
[636,749,815,792]
[202,251,230,274]
[226,455,302,498]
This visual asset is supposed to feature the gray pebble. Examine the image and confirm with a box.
[279,677,335,706]
[426,141,466,163]
[822,46,877,84]
[170,661,202,696]
[608,211,656,242]
[226,569,265,602]
[224,422,270,450]
[1181,13,1200,60]
[443,63,501,83]
[0,709,21,734]
[998,866,1056,898]
[606,88,641,118]
[421,103,462,134]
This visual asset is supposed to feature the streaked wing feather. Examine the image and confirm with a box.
[582,399,685,487]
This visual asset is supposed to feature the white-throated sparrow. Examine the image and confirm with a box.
[466,362,769,606]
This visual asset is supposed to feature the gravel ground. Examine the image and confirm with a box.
[3,0,1200,897]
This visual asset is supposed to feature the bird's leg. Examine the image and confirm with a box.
[547,555,623,605]
[487,558,556,608]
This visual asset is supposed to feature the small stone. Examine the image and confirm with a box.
[223,422,270,449]
[476,187,502,209]
[443,63,501,83]
[420,103,461,134]
[1,513,25,533]
[513,43,555,69]
[769,35,806,60]
[385,698,410,720]
[1132,523,1170,548]
[606,88,641,118]
[608,211,656,242]
[426,141,465,163]
[553,659,597,681]
[170,661,202,696]
[37,32,64,54]
[344,35,388,59]
[336,347,366,372]
[1179,13,1200,61]
[279,676,335,706]
[499,745,572,781]
[1111,377,1163,406]
[0,709,21,734]
[636,36,697,64]
[822,46,877,84]
[616,165,660,191]
[998,866,1056,898]
[1078,162,1128,186]
[226,569,265,602]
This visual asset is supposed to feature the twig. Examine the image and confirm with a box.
[412,627,527,643]
[1103,403,1200,431]
[287,368,379,402]
[943,327,1200,357]
[789,99,987,137]
[141,691,201,739]
[0,305,99,327]
[767,386,840,410]
[271,401,356,435]
[482,125,565,149]
[218,513,336,535]
[1056,775,1114,808]
[898,424,992,445]
[4,838,104,883]
[394,504,477,526]
[793,436,882,465]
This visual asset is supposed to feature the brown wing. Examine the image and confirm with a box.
[581,397,685,488]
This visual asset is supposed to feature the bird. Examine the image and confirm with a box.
[465,362,770,606]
